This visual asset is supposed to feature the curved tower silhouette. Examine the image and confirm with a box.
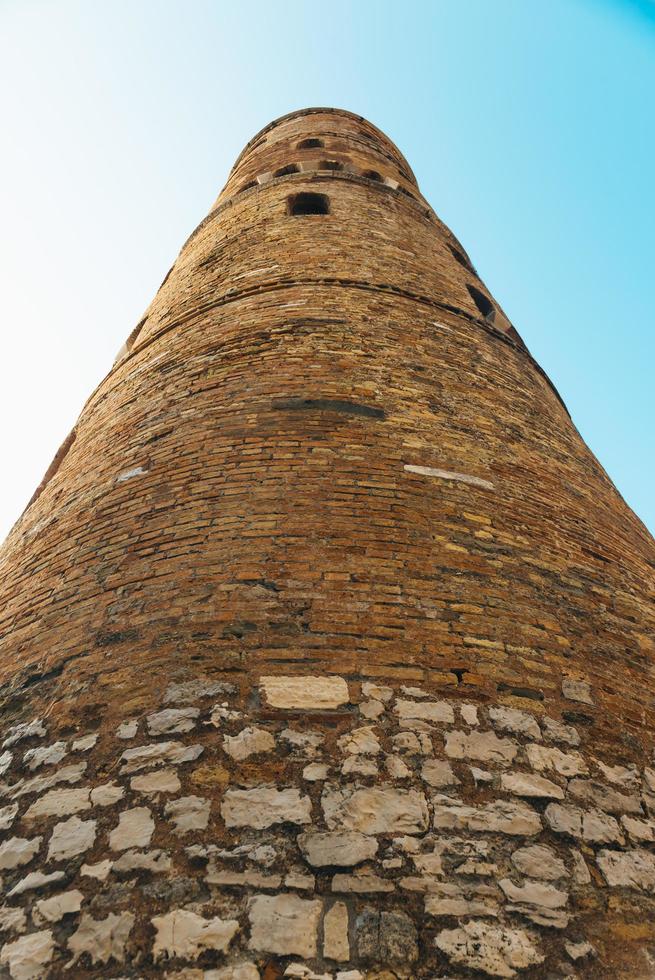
[0,108,654,979]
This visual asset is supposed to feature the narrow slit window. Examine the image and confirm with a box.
[288,192,330,216]
[467,284,496,322]
[362,170,383,182]
[298,138,324,149]
[274,164,300,177]
[319,160,343,171]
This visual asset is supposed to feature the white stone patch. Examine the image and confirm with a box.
[116,719,138,740]
[500,771,564,799]
[222,787,312,829]
[164,677,237,704]
[445,730,517,767]
[23,741,68,770]
[622,815,655,843]
[116,464,148,482]
[525,743,588,777]
[461,704,479,726]
[433,796,542,836]
[596,848,655,892]
[596,760,639,789]
[119,740,203,774]
[359,699,384,720]
[421,759,459,788]
[511,845,568,880]
[24,786,91,820]
[395,699,454,725]
[47,815,96,861]
[332,870,394,893]
[386,755,411,779]
[323,901,349,960]
[209,704,243,725]
[3,719,46,748]
[338,726,380,756]
[541,716,580,747]
[280,729,324,754]
[109,806,155,850]
[165,795,210,833]
[248,893,321,957]
[67,911,135,967]
[260,675,349,710]
[341,757,377,777]
[322,786,429,835]
[0,929,55,980]
[567,777,641,814]
[391,731,432,755]
[298,830,378,867]
[8,870,65,897]
[146,707,200,735]
[565,940,595,961]
[81,859,111,880]
[562,676,593,704]
[0,836,42,870]
[152,909,239,959]
[130,769,181,795]
[361,682,393,702]
[470,766,494,784]
[303,763,329,781]
[72,733,98,752]
[404,464,495,490]
[488,707,540,740]
[33,889,84,923]
[90,782,125,807]
[499,878,568,909]
[0,905,26,934]
[0,750,13,776]
[11,761,87,798]
[223,726,275,761]
[0,803,19,830]
[436,920,544,977]
[113,849,172,874]
[569,848,591,884]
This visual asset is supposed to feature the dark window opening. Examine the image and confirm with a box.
[449,245,473,271]
[319,160,343,171]
[288,192,330,216]
[362,169,383,182]
[239,180,257,193]
[298,138,324,149]
[274,164,300,177]
[467,284,496,322]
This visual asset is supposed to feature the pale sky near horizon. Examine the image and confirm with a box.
[0,0,653,543]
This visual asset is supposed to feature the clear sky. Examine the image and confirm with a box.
[0,0,653,542]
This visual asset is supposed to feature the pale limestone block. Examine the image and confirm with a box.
[3,719,46,749]
[562,677,593,705]
[596,848,655,891]
[164,678,236,704]
[116,719,138,740]
[0,930,54,979]
[0,906,27,934]
[460,703,479,726]
[81,859,112,880]
[386,755,411,779]
[205,964,260,980]
[391,731,432,754]
[298,830,378,867]
[130,768,181,795]
[341,756,377,777]
[401,685,431,698]
[421,759,459,788]
[8,870,65,896]
[359,699,384,719]
[445,730,517,767]
[499,878,568,909]
[165,795,210,833]
[67,911,135,967]
[47,815,96,861]
[119,740,203,774]
[361,682,393,702]
[426,895,498,917]
[23,741,68,771]
[511,844,567,880]
[332,871,394,892]
[113,849,172,874]
[72,733,98,752]
[567,777,642,814]
[284,871,314,890]
[280,729,324,754]
[153,910,238,958]
[582,809,624,844]
[303,762,329,781]
[337,726,380,755]
[433,796,542,836]
[541,716,580,747]
[525,743,588,777]
[500,771,564,799]
[108,806,154,850]
[436,920,544,977]
[470,766,494,783]
[596,761,639,789]
[489,707,540,740]
[223,726,275,761]
[0,803,19,830]
[394,699,454,725]
[322,785,429,835]
[324,901,349,960]
[222,787,311,829]
[12,761,87,798]
[260,675,349,710]
[248,893,321,957]
[0,750,12,776]
[0,836,41,870]
[565,940,595,961]
[622,815,655,842]
[90,783,125,807]
[146,707,200,735]
[24,786,90,820]
[207,869,282,889]
[34,889,84,923]
[544,803,583,837]
[569,848,591,884]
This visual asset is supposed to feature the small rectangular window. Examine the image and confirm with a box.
[288,193,330,216]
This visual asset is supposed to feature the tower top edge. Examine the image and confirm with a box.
[232,107,417,183]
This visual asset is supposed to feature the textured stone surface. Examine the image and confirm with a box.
[436,920,544,977]
[152,909,239,959]
[260,675,349,710]
[222,787,312,828]
[248,893,321,957]
[298,830,378,867]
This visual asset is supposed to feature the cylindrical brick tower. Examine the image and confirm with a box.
[0,108,654,980]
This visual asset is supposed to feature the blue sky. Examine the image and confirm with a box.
[0,0,653,539]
